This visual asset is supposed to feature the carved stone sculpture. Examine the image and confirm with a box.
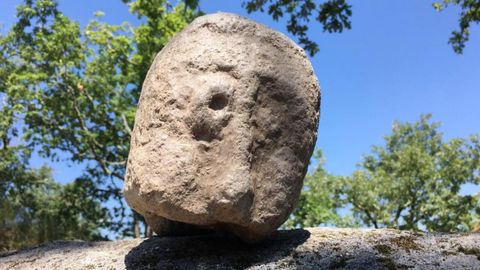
[124,12,320,242]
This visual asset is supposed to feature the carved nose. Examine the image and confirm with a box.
[183,84,254,225]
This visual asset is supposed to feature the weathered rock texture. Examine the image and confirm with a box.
[124,12,320,242]
[2,228,479,269]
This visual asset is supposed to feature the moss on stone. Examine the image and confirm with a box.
[458,246,480,260]
[389,235,420,252]
[374,244,393,255]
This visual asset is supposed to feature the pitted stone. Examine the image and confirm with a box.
[124,12,321,242]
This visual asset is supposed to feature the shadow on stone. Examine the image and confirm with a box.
[124,229,310,269]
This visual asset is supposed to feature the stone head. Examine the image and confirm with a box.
[124,13,320,242]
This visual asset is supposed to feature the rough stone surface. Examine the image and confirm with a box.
[124,12,321,242]
[2,228,479,270]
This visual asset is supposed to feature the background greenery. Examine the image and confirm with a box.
[1,0,479,251]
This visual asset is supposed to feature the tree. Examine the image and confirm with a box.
[0,164,108,251]
[0,163,108,251]
[342,115,480,232]
[433,0,480,54]
[1,42,108,250]
[242,0,352,56]
[0,0,200,238]
[285,150,353,228]
[2,0,478,245]
[244,0,480,55]
[0,107,107,251]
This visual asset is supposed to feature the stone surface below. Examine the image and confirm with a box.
[1,228,479,270]
[124,12,320,242]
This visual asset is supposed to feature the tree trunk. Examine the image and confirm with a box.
[133,216,140,238]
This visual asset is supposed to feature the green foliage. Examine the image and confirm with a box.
[434,0,480,54]
[0,141,107,251]
[291,115,479,232]
[2,0,479,249]
[342,115,480,231]
[242,0,352,56]
[243,0,478,55]
[0,0,200,239]
[123,0,201,96]
[285,150,354,228]
[1,21,108,247]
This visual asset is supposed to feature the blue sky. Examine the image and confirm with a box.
[1,1,479,195]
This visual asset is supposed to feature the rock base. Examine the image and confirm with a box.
[1,228,479,269]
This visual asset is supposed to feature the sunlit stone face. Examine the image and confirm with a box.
[124,13,320,242]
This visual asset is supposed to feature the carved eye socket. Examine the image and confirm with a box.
[209,93,228,110]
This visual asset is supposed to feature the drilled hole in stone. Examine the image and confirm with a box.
[209,93,228,110]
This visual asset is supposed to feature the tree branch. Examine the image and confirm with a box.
[66,84,124,181]
[122,113,132,136]
[394,205,405,227]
